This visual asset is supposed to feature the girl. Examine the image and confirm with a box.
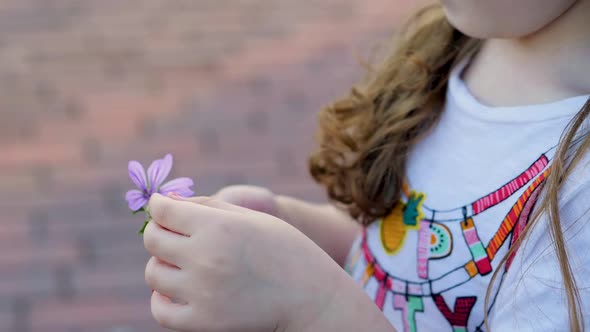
[142,1,590,331]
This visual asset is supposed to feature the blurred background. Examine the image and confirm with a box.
[0,1,422,331]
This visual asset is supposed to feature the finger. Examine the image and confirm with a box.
[143,221,189,267]
[151,291,192,331]
[215,185,273,203]
[202,197,260,214]
[215,186,278,215]
[170,193,255,215]
[150,193,230,235]
[215,185,267,205]
[145,256,187,301]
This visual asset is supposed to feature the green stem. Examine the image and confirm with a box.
[138,207,152,235]
[138,220,149,234]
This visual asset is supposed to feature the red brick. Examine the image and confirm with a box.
[29,295,157,331]
[0,0,423,329]
[0,240,77,267]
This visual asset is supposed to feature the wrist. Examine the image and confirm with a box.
[280,254,345,332]
[285,267,395,332]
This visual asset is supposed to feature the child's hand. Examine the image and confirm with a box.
[143,193,346,332]
[214,185,279,216]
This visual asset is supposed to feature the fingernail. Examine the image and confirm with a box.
[168,192,181,199]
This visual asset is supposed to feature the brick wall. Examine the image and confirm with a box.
[0,1,422,331]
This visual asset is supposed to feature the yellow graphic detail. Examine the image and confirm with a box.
[380,203,409,255]
[381,189,427,255]
[362,263,375,286]
[464,261,478,278]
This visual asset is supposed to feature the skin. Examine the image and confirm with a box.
[215,185,361,266]
[440,0,579,39]
[446,0,590,106]
[144,193,390,331]
[143,1,590,331]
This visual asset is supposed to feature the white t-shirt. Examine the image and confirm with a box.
[344,59,590,331]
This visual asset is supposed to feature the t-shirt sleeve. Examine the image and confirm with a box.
[488,182,590,331]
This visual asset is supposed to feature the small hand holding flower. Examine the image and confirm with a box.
[143,193,350,332]
[125,154,392,332]
[125,154,194,233]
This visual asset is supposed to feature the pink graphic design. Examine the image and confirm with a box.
[357,153,551,331]
[472,155,548,214]
[486,169,548,260]
[374,262,388,310]
[461,218,492,275]
[417,221,431,279]
[507,183,543,269]
[417,221,453,278]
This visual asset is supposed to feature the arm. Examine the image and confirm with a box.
[286,269,397,332]
[275,195,361,266]
[145,194,395,332]
[215,185,362,266]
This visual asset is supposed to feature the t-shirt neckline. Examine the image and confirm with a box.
[448,57,590,123]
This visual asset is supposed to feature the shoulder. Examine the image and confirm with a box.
[559,148,590,202]
[488,150,590,330]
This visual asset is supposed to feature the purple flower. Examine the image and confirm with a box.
[125,154,194,211]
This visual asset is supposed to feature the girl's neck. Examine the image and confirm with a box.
[463,0,590,107]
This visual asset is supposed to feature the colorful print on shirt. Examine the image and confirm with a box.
[344,154,549,332]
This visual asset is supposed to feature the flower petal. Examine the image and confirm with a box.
[159,177,194,197]
[128,161,148,191]
[148,154,173,190]
[125,189,149,211]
